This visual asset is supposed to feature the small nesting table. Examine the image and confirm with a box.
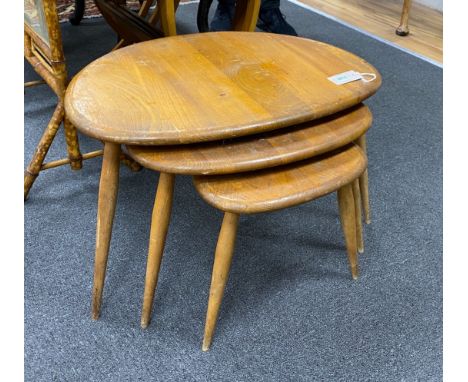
[64,32,381,326]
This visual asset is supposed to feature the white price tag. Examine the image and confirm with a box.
[328,70,363,85]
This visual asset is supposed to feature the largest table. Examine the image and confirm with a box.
[64,32,381,319]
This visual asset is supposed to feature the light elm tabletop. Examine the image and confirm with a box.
[64,31,381,320]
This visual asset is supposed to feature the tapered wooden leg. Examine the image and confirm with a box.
[63,116,83,170]
[24,102,64,200]
[352,179,364,254]
[396,0,412,36]
[337,184,359,280]
[356,135,371,224]
[92,142,121,320]
[141,173,175,329]
[202,212,240,351]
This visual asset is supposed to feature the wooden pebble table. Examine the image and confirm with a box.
[64,32,381,336]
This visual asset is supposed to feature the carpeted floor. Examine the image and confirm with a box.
[24,2,443,381]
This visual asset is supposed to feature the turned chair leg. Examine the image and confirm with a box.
[352,179,364,254]
[24,102,64,200]
[63,116,83,170]
[92,142,121,320]
[356,135,371,224]
[202,212,240,351]
[141,172,175,328]
[337,184,359,280]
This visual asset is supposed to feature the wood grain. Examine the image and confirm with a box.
[91,142,121,320]
[337,183,359,279]
[126,104,371,175]
[65,32,381,145]
[194,144,367,214]
[202,212,239,351]
[141,173,175,329]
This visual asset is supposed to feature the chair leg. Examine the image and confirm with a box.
[356,135,371,224]
[63,116,83,170]
[159,0,177,36]
[233,0,261,32]
[24,102,64,200]
[337,184,359,280]
[91,142,121,320]
[202,212,240,351]
[352,179,364,254]
[141,172,175,329]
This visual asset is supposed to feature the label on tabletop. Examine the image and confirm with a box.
[327,70,363,85]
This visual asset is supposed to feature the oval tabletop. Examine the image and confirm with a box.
[194,144,367,214]
[65,32,381,145]
[126,104,371,174]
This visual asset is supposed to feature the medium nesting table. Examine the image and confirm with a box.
[64,32,381,334]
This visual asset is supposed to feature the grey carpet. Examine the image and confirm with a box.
[24,2,442,381]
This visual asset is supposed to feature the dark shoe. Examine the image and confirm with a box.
[257,8,297,36]
[210,1,236,31]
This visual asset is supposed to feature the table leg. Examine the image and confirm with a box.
[356,135,371,224]
[141,172,175,328]
[92,142,121,320]
[396,0,412,36]
[202,212,240,351]
[352,179,364,254]
[337,184,359,280]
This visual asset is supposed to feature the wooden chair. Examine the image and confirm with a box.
[69,0,136,25]
[95,0,260,45]
[94,0,164,45]
[24,0,87,199]
[193,144,367,350]
[24,0,144,199]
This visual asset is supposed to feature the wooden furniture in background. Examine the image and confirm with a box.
[295,0,442,64]
[95,0,260,45]
[396,0,412,36]
[24,0,86,199]
[194,144,367,350]
[64,32,381,325]
[69,0,132,25]
[94,0,165,45]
